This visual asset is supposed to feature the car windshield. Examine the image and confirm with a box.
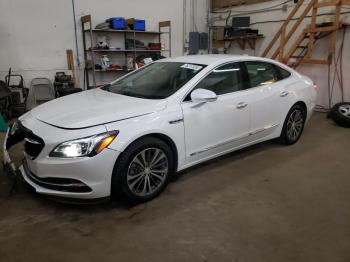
[102,62,206,99]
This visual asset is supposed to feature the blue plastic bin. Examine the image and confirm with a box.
[133,19,145,31]
[127,18,145,31]
[109,17,126,29]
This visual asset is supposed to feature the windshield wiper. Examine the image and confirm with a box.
[118,91,165,99]
[101,84,111,91]
[118,91,146,98]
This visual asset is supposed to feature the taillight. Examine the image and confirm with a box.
[313,84,317,90]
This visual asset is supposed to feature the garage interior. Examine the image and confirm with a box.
[0,0,350,261]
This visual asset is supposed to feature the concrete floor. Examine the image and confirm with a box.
[0,112,349,262]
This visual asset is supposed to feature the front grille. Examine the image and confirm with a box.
[19,122,45,159]
[23,159,92,193]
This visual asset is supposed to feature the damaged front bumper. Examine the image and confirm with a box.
[3,122,24,176]
[2,120,119,202]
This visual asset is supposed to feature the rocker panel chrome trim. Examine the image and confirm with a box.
[190,123,279,156]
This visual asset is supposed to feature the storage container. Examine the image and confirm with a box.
[108,17,126,29]
[126,18,146,31]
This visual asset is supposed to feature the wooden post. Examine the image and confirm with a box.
[271,0,316,59]
[261,0,305,57]
[66,49,75,83]
[284,29,307,62]
[279,24,286,61]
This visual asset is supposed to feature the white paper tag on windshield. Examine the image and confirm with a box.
[181,64,203,72]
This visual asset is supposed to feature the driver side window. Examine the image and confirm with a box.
[185,62,244,101]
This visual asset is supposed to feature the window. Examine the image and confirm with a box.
[245,61,279,87]
[189,63,244,98]
[274,65,291,80]
[103,62,205,99]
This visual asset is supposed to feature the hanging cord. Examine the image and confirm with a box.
[339,27,346,102]
[315,54,332,113]
[71,0,80,67]
[328,61,332,110]
[329,26,346,108]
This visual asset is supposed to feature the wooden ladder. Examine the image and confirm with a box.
[261,0,349,67]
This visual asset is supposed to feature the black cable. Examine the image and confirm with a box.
[210,11,350,26]
[339,27,346,102]
[328,61,331,110]
[329,26,347,107]
[250,11,350,26]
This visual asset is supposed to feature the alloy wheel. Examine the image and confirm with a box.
[338,104,350,119]
[286,109,304,142]
[127,148,169,197]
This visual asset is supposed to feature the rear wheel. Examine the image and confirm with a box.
[111,137,174,203]
[280,104,306,145]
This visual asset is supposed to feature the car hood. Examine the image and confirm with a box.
[29,89,167,129]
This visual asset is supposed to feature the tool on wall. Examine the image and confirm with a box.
[66,49,76,83]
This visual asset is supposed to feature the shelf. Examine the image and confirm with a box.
[81,14,171,89]
[84,28,163,34]
[218,35,265,41]
[87,49,168,53]
[215,35,264,50]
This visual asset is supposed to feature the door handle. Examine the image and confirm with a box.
[280,91,289,97]
[236,102,248,109]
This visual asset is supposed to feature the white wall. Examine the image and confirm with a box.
[208,0,350,108]
[1,0,348,108]
[0,0,206,89]
[0,0,74,84]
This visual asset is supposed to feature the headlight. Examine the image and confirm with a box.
[49,131,118,158]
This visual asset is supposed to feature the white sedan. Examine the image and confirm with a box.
[3,55,316,203]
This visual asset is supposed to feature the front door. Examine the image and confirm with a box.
[181,62,251,165]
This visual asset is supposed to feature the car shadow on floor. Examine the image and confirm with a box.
[174,139,279,181]
[0,138,281,213]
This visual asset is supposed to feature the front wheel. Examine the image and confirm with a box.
[280,104,306,145]
[111,137,174,203]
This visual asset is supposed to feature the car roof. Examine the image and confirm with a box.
[158,54,295,74]
[160,54,268,66]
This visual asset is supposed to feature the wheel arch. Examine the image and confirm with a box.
[118,132,179,172]
[293,101,308,118]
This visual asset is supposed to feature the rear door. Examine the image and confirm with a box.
[243,61,288,140]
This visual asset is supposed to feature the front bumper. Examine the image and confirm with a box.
[3,122,121,200]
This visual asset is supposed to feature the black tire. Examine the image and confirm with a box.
[329,102,350,128]
[111,137,174,203]
[280,104,306,145]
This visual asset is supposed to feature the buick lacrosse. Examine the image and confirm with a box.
[4,55,316,202]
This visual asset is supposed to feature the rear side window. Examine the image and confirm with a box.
[245,61,279,87]
[193,62,244,95]
[274,65,291,80]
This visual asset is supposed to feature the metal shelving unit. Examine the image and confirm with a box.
[81,15,171,89]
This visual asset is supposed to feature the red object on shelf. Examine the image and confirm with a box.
[148,43,161,50]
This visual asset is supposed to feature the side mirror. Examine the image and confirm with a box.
[190,88,217,103]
